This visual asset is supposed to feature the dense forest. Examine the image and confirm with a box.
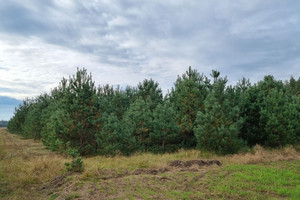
[7,67,300,156]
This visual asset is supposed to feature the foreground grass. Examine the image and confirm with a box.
[79,160,300,200]
[0,128,69,199]
[206,161,300,199]
[1,128,299,199]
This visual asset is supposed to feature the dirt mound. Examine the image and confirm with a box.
[132,168,169,175]
[95,167,170,180]
[41,172,73,191]
[169,160,222,168]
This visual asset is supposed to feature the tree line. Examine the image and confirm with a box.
[7,67,300,155]
[0,120,8,127]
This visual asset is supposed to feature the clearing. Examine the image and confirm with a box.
[0,128,299,200]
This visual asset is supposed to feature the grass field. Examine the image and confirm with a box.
[0,127,299,199]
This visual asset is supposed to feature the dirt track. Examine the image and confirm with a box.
[0,128,53,160]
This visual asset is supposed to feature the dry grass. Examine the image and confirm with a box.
[82,150,215,178]
[82,144,300,179]
[223,144,300,164]
[0,128,69,199]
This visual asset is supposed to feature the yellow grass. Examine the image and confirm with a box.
[0,128,69,199]
[224,144,300,164]
[82,145,300,179]
[82,150,214,178]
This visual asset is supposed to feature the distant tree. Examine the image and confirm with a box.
[23,94,50,139]
[7,99,30,136]
[0,120,8,127]
[286,76,300,96]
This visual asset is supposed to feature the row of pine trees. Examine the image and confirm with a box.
[8,67,300,155]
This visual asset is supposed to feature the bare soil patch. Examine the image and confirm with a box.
[169,159,222,168]
[41,172,74,191]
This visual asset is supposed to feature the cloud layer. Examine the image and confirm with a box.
[0,0,300,100]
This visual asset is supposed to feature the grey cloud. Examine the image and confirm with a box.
[0,1,53,35]
[0,0,300,101]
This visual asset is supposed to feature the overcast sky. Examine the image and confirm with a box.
[0,0,300,102]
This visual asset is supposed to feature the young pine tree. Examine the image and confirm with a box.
[96,113,137,156]
[170,66,208,148]
[122,97,153,152]
[194,71,245,155]
[260,89,300,147]
[150,102,180,153]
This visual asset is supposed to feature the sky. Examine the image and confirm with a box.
[0,0,300,120]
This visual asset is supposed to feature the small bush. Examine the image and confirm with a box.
[65,148,84,172]
[66,148,80,158]
[65,157,84,173]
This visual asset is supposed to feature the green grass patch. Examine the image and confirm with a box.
[66,192,80,199]
[206,160,300,199]
[48,193,59,200]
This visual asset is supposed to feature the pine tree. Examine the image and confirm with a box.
[137,79,163,110]
[239,75,286,146]
[260,89,300,147]
[7,99,30,135]
[97,85,134,119]
[23,94,50,140]
[41,105,69,152]
[170,66,208,148]
[63,68,101,155]
[194,71,245,155]
[96,113,137,155]
[122,97,153,152]
[41,68,101,155]
[150,102,180,153]
[286,76,300,96]
[40,78,69,151]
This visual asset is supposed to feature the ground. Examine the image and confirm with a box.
[0,127,299,200]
